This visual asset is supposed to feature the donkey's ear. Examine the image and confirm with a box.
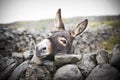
[70,19,88,38]
[53,8,65,31]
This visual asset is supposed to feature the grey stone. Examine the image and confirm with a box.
[0,63,17,80]
[0,27,37,56]
[25,63,51,80]
[17,28,27,34]
[0,55,3,58]
[0,57,15,72]
[110,44,120,71]
[12,52,24,64]
[96,50,109,64]
[108,53,112,62]
[19,77,26,80]
[43,60,56,72]
[77,53,97,77]
[23,50,34,60]
[55,54,82,66]
[54,64,83,80]
[8,60,29,80]
[86,64,120,80]
[5,58,15,66]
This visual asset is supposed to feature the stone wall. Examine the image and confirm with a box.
[0,25,120,56]
[0,26,44,56]
[0,26,120,80]
[0,44,120,80]
[73,25,120,54]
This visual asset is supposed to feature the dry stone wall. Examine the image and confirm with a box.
[0,26,120,80]
[0,26,44,57]
[0,44,120,80]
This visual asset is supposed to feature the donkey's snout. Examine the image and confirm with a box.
[36,47,42,57]
[36,39,53,58]
[36,46,47,58]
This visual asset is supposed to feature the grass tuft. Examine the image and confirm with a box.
[102,36,120,52]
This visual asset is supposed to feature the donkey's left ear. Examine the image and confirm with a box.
[70,19,88,38]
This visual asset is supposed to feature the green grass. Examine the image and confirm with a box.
[89,21,102,28]
[102,36,120,52]
[105,20,120,28]
[89,20,120,28]
[13,25,24,29]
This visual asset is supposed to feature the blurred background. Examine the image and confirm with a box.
[0,1,120,80]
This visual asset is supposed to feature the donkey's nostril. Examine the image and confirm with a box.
[42,47,46,50]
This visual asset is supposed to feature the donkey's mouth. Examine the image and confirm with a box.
[36,48,51,58]
[39,53,50,58]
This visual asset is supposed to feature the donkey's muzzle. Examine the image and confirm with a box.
[35,39,53,58]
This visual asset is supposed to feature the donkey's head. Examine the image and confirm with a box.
[31,9,88,64]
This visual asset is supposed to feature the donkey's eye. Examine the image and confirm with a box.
[61,40,67,44]
[57,37,68,46]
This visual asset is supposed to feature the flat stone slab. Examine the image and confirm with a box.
[55,54,82,66]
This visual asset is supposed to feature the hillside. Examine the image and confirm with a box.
[0,15,120,33]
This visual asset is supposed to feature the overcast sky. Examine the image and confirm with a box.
[0,0,120,23]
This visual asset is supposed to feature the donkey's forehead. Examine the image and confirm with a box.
[49,30,71,39]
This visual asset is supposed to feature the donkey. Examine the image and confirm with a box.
[31,9,88,64]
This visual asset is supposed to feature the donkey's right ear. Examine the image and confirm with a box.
[70,19,88,38]
[53,8,65,31]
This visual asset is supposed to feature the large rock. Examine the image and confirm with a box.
[86,64,120,80]
[43,60,56,72]
[54,64,83,80]
[0,57,15,72]
[25,63,51,80]
[0,63,17,80]
[55,54,82,66]
[96,50,109,64]
[110,44,120,71]
[8,60,29,80]
[77,53,97,77]
[0,57,17,80]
